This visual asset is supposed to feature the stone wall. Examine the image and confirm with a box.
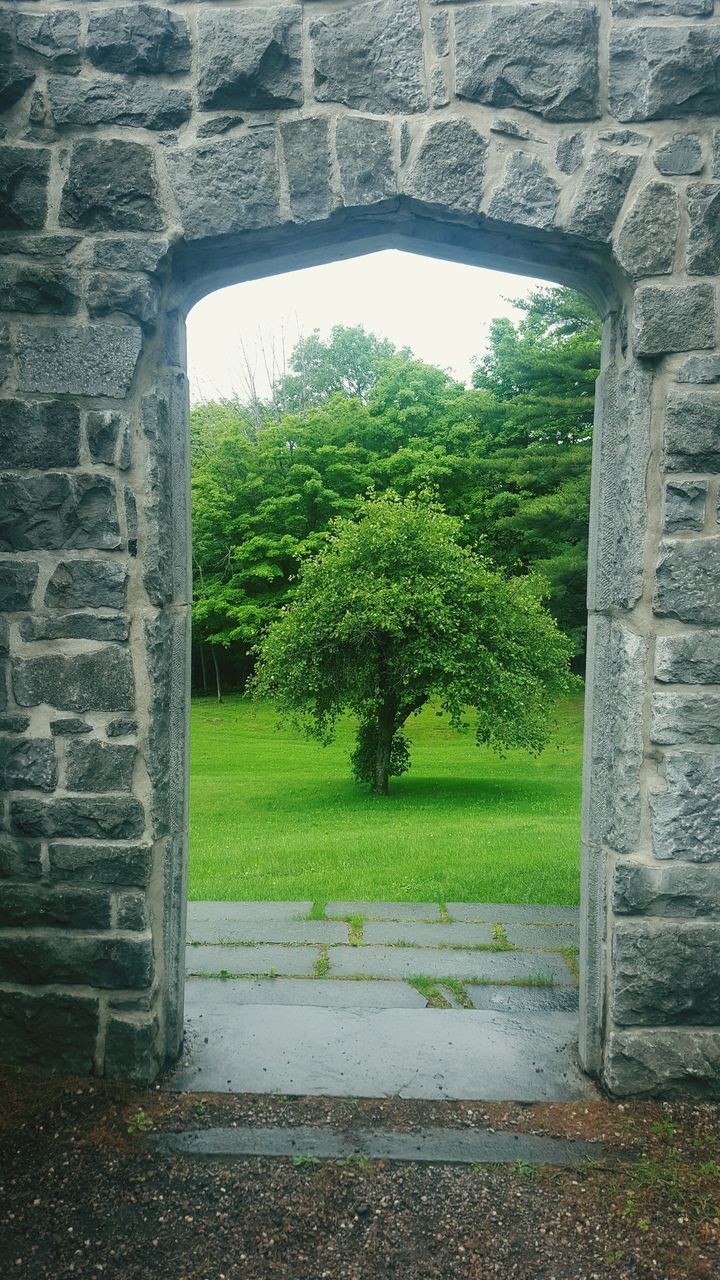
[0,0,719,1095]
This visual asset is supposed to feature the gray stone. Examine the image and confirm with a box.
[11,796,145,841]
[633,284,717,356]
[16,323,142,398]
[611,0,714,12]
[49,77,192,133]
[0,235,81,261]
[311,0,426,114]
[0,400,80,469]
[44,561,128,611]
[406,119,487,215]
[430,12,449,58]
[326,900,442,921]
[141,380,189,607]
[363,922,494,946]
[282,118,332,222]
[60,140,162,233]
[502,923,579,949]
[613,921,720,1025]
[189,902,313,929]
[663,481,707,533]
[0,262,80,315]
[104,1013,160,1083]
[0,561,37,611]
[655,538,720,623]
[651,750,720,861]
[15,12,81,70]
[566,147,639,243]
[65,741,135,794]
[49,842,152,887]
[106,718,137,739]
[0,716,30,734]
[184,976,428,1010]
[87,5,191,76]
[144,611,186,838]
[609,25,720,123]
[431,66,449,109]
[446,903,579,924]
[0,62,34,112]
[555,134,585,174]
[0,991,98,1074]
[466,985,579,1014]
[604,1028,720,1099]
[190,919,347,945]
[187,945,321,978]
[0,321,11,387]
[92,238,168,275]
[652,692,720,745]
[0,884,112,930]
[0,736,56,793]
[116,891,149,932]
[0,474,121,552]
[21,614,129,643]
[687,184,720,276]
[655,630,720,683]
[598,130,649,148]
[584,619,646,855]
[715,129,720,178]
[49,719,91,737]
[0,836,41,881]
[88,271,160,328]
[86,412,122,466]
[654,134,704,176]
[455,4,599,122]
[614,182,679,279]
[196,116,244,140]
[336,117,395,208]
[329,945,574,983]
[198,7,302,111]
[166,134,279,240]
[12,646,134,714]
[678,356,720,385]
[487,152,559,230]
[613,861,720,919]
[0,147,50,230]
[0,933,152,991]
[664,390,720,471]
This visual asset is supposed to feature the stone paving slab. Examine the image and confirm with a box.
[188,901,312,923]
[503,922,579,950]
[325,901,442,921]
[467,984,580,1014]
[186,945,321,977]
[185,976,428,1009]
[363,922,494,946]
[188,920,348,945]
[166,1007,593,1100]
[447,903,580,925]
[328,945,574,984]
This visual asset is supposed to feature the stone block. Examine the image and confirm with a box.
[632,284,716,356]
[487,153,559,230]
[104,1012,160,1082]
[652,691,720,744]
[0,836,42,880]
[21,613,129,645]
[49,842,152,887]
[198,7,302,111]
[405,120,488,215]
[15,12,81,70]
[0,56,34,112]
[11,797,145,841]
[678,356,720,385]
[0,716,30,734]
[44,561,128,611]
[609,25,720,122]
[16,324,142,398]
[329,945,574,983]
[187,944,321,978]
[664,390,720,472]
[0,474,121,552]
[336,117,395,208]
[0,884,112,930]
[0,561,38,611]
[282,118,332,222]
[0,234,80,261]
[0,932,153,990]
[141,385,189,606]
[86,412,122,466]
[0,147,50,230]
[0,262,80,316]
[106,718,137,739]
[92,239,168,275]
[613,860,720,918]
[654,134,703,176]
[654,538,720,624]
[87,5,190,76]
[584,618,646,855]
[310,0,426,114]
[614,182,679,279]
[611,0,714,12]
[59,141,162,233]
[65,741,135,793]
[556,133,585,176]
[663,481,707,533]
[687,184,720,276]
[651,750,720,861]
[166,134,279,240]
[566,147,639,243]
[656,630,720,684]
[430,12,449,58]
[612,921,720,1025]
[604,1028,720,1098]
[0,990,98,1074]
[116,891,149,932]
[454,3,599,122]
[0,736,56,792]
[363,922,494,946]
[49,77,191,133]
[12,646,134,714]
[49,718,91,737]
[0,400,80,470]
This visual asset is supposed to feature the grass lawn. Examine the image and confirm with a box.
[189,695,583,906]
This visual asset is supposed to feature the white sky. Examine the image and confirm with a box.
[187,249,551,404]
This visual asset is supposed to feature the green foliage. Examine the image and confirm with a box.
[251,491,576,793]
[273,323,401,411]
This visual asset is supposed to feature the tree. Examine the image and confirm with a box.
[273,324,402,411]
[251,493,576,795]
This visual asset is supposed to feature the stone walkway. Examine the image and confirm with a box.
[168,901,588,1099]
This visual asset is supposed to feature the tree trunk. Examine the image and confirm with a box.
[199,643,209,697]
[372,702,395,796]
[210,645,223,704]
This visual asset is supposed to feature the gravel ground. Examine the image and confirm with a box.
[1,1075,719,1280]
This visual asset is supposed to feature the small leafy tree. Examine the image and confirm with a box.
[251,493,576,795]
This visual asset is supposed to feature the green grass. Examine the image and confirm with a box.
[189,696,583,905]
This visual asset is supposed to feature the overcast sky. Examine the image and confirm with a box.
[187,249,551,404]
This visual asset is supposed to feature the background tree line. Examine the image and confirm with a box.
[190,286,600,697]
